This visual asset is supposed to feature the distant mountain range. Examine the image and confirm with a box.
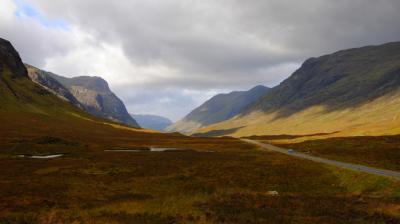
[3,35,400,138]
[196,42,400,137]
[26,65,140,128]
[131,114,172,131]
[167,85,270,133]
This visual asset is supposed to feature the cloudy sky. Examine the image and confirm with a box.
[1,0,400,120]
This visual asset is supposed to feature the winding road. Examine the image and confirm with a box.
[241,138,400,180]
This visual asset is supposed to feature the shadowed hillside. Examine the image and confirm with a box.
[168,85,270,133]
[250,42,400,116]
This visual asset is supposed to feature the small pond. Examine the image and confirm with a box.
[104,147,215,153]
[105,147,182,152]
[17,154,64,159]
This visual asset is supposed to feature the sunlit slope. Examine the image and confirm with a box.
[199,92,400,137]
[197,42,400,137]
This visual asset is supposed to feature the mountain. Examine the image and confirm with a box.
[167,85,270,133]
[26,65,83,108]
[0,36,178,154]
[131,114,173,131]
[249,42,400,114]
[0,37,118,135]
[0,38,62,110]
[198,42,400,137]
[25,65,140,128]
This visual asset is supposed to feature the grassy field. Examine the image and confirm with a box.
[1,108,400,223]
[1,127,400,223]
[274,135,400,172]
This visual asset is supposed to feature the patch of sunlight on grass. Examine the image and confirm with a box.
[328,166,400,197]
[199,91,400,138]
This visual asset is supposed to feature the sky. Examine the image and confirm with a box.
[1,0,400,121]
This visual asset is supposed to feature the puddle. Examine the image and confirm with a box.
[104,147,213,152]
[105,147,182,152]
[150,147,182,152]
[18,154,64,159]
[104,150,148,152]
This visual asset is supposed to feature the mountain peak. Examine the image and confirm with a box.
[50,74,111,93]
[77,76,110,92]
[0,37,28,79]
[44,72,140,128]
[248,85,269,93]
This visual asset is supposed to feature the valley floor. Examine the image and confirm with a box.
[1,134,400,223]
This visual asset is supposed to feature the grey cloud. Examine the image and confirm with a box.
[0,17,72,67]
[6,0,400,119]
[27,0,400,88]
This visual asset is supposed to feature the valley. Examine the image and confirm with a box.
[1,19,400,223]
[2,133,400,223]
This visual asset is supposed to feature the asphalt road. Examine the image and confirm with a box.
[241,138,400,180]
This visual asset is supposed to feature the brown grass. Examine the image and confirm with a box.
[0,108,400,223]
[275,135,400,172]
[198,91,400,137]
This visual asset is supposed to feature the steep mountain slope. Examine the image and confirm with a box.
[0,37,166,148]
[199,42,400,137]
[131,114,173,131]
[26,64,83,108]
[0,38,65,111]
[27,68,140,128]
[250,42,400,114]
[167,85,270,133]
[0,37,113,134]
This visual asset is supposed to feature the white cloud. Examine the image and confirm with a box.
[0,0,17,22]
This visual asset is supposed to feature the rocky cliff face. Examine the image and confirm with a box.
[26,65,83,108]
[24,65,139,128]
[48,73,140,128]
